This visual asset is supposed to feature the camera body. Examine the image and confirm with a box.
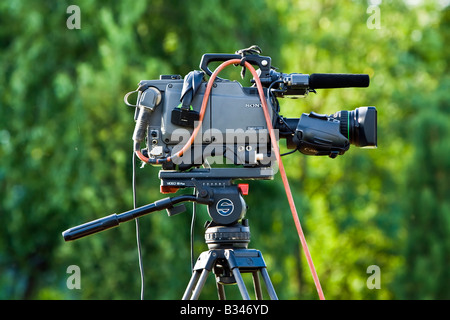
[129,52,377,171]
[135,76,275,170]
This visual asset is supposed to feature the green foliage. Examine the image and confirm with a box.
[0,0,448,300]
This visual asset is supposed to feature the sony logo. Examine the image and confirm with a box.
[245,103,262,108]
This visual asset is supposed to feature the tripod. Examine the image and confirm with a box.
[161,168,278,300]
[183,221,278,300]
[62,168,278,300]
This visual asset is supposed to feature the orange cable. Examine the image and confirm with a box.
[244,61,326,300]
[136,58,325,299]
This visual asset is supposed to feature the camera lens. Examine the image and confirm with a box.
[335,107,377,148]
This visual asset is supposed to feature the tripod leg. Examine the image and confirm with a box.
[183,250,220,300]
[182,269,211,300]
[190,269,210,300]
[182,270,201,300]
[224,250,251,299]
[252,271,263,300]
[216,282,226,300]
[260,267,278,300]
[231,268,251,300]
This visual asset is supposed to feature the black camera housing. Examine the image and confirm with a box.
[129,51,377,169]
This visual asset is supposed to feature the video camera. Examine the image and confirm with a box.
[125,47,377,172]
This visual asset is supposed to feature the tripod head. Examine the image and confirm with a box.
[160,167,272,224]
[62,167,273,241]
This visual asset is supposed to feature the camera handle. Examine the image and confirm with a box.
[61,194,207,241]
[199,53,273,83]
[62,168,263,241]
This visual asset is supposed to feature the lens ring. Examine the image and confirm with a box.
[339,110,349,139]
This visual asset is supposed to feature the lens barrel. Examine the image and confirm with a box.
[335,107,377,148]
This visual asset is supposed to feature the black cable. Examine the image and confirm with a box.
[280,147,299,156]
[267,80,298,157]
[190,189,197,271]
[268,80,296,135]
[133,150,145,300]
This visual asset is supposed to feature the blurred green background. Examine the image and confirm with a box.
[0,0,449,300]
